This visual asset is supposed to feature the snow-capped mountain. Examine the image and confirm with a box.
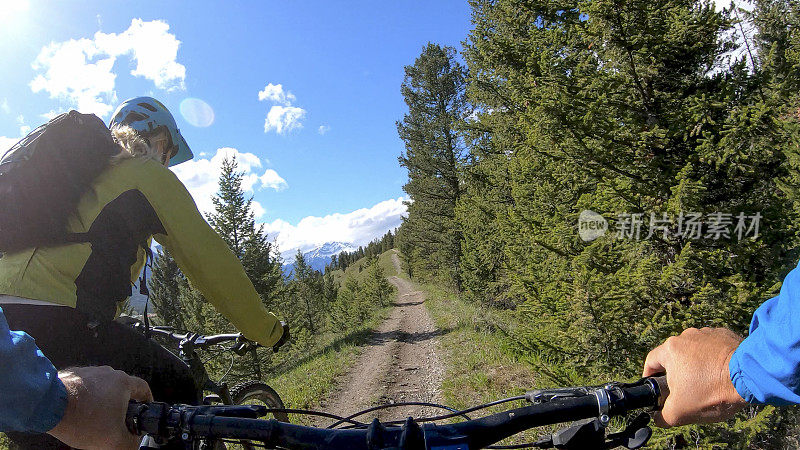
[128,242,358,311]
[282,241,356,276]
[128,243,162,313]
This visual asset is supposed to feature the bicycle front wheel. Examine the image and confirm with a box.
[230,381,290,423]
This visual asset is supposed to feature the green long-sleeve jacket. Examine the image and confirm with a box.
[0,157,283,347]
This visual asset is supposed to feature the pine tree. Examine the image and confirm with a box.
[460,0,800,445]
[397,43,468,292]
[288,251,325,335]
[208,157,253,259]
[322,271,339,304]
[148,156,286,381]
[207,156,283,307]
[362,255,395,307]
[148,247,187,330]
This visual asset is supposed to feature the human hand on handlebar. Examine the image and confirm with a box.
[273,321,290,352]
[643,327,747,427]
[48,366,153,450]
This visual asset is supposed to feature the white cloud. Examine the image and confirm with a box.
[251,201,266,219]
[258,83,306,134]
[241,173,260,192]
[264,105,306,134]
[40,110,64,121]
[257,83,296,106]
[95,19,186,90]
[260,169,288,191]
[1,99,9,114]
[14,115,30,136]
[0,0,30,16]
[29,19,185,117]
[30,38,118,117]
[170,147,287,217]
[263,197,408,257]
[0,136,20,152]
[318,125,330,135]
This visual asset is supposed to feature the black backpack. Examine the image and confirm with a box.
[0,111,119,253]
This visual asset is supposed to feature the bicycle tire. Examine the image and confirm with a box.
[230,380,290,423]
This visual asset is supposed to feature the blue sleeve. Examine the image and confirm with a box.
[729,262,800,405]
[0,307,67,433]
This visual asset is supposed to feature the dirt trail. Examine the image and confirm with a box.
[314,251,443,425]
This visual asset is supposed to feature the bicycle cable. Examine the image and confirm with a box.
[217,351,236,385]
[215,438,547,449]
[219,398,543,450]
[338,395,526,429]
[332,395,537,449]
[254,408,369,427]
[327,401,467,429]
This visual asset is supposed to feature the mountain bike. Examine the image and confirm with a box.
[127,375,668,449]
[121,316,290,449]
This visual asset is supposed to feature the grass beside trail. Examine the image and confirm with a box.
[420,282,541,445]
[266,249,399,425]
[331,248,400,285]
[266,304,390,425]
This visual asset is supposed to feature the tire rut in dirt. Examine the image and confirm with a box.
[312,262,443,426]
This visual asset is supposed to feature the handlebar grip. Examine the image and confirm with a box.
[127,401,170,437]
[651,375,669,409]
[126,401,144,435]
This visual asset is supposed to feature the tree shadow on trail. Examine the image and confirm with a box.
[367,329,450,345]
[393,300,424,307]
[271,323,453,376]
[270,328,375,376]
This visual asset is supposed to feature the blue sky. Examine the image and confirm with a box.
[0,0,472,256]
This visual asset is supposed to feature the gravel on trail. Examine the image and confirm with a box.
[313,252,444,426]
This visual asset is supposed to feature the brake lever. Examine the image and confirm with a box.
[192,404,267,418]
[537,412,653,449]
[605,412,652,449]
[526,386,593,403]
[231,337,256,356]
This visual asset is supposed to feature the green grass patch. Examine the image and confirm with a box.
[332,249,400,285]
[269,248,400,425]
[342,259,368,280]
[378,249,400,278]
[420,282,542,445]
[420,280,652,444]
[267,308,388,425]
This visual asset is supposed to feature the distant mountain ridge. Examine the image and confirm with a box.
[129,242,358,311]
[282,241,356,276]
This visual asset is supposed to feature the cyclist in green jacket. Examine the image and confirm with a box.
[0,97,286,449]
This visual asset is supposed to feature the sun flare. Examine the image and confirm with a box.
[0,0,30,21]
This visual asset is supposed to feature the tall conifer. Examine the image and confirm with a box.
[398,43,468,292]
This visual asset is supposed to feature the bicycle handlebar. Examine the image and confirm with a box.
[132,320,257,352]
[127,376,667,449]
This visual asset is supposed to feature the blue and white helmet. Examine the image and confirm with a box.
[110,97,193,166]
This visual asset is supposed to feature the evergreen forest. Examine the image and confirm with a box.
[394,0,800,446]
[146,0,800,446]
